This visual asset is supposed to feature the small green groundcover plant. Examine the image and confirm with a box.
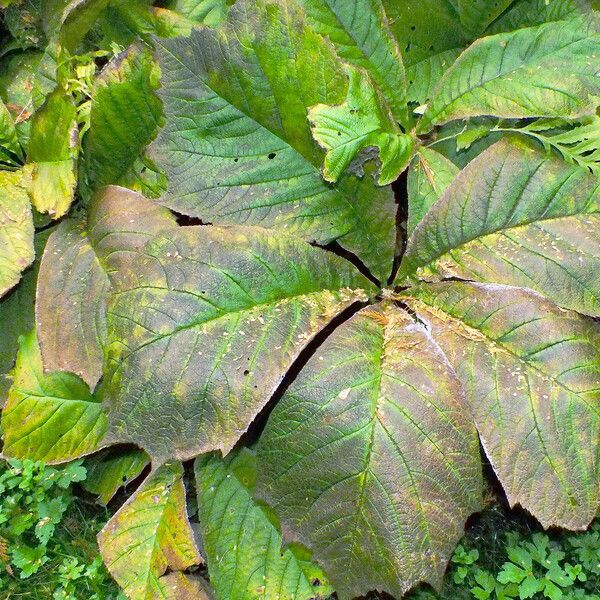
[1,0,600,598]
[0,458,123,599]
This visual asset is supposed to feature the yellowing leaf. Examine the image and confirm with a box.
[26,88,78,219]
[0,169,34,298]
[98,461,202,600]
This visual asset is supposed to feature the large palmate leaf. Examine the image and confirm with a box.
[35,186,176,389]
[83,447,150,505]
[299,0,408,124]
[80,45,165,199]
[1,331,107,463]
[402,281,600,530]
[195,450,332,600]
[149,0,397,282]
[0,169,34,298]
[98,461,202,599]
[398,138,600,316]
[419,18,600,132]
[255,303,482,599]
[100,189,376,463]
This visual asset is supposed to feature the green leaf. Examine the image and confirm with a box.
[454,0,518,37]
[299,0,408,124]
[498,562,528,584]
[500,116,600,174]
[383,0,466,104]
[149,0,397,282]
[35,186,176,390]
[309,65,414,185]
[83,447,150,505]
[26,88,78,219]
[100,187,376,464]
[255,303,482,599]
[401,281,600,529]
[80,45,165,199]
[157,572,215,600]
[0,170,34,298]
[418,19,600,133]
[399,138,600,317]
[161,0,229,26]
[407,147,459,235]
[1,330,108,464]
[0,228,51,403]
[98,461,201,600]
[0,97,23,164]
[195,449,329,600]
[484,0,587,34]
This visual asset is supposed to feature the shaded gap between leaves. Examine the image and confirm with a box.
[314,240,380,287]
[389,166,409,285]
[236,299,371,449]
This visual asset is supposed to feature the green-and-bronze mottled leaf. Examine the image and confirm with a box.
[80,45,165,199]
[419,18,600,133]
[0,170,34,298]
[383,0,466,104]
[407,147,459,235]
[83,447,150,505]
[149,0,397,282]
[255,303,482,600]
[36,218,110,389]
[299,0,408,124]
[35,186,176,390]
[195,450,331,600]
[0,228,52,403]
[100,193,376,463]
[1,331,107,463]
[26,88,78,218]
[402,281,600,529]
[309,65,414,185]
[98,461,202,600]
[398,138,600,316]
